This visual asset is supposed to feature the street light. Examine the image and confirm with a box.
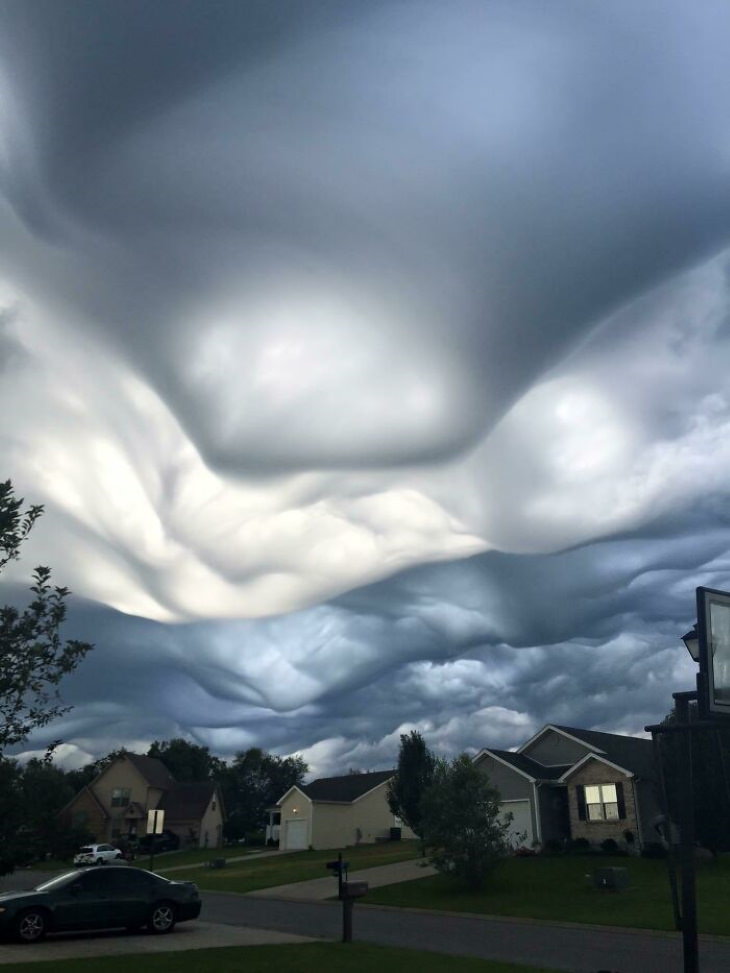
[681,627,699,662]
[646,585,730,973]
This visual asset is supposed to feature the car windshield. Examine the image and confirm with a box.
[35,871,81,891]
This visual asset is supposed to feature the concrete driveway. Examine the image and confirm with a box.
[0,921,314,965]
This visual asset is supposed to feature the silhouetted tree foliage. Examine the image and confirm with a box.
[147,738,224,782]
[219,748,307,840]
[387,730,436,839]
[0,480,92,749]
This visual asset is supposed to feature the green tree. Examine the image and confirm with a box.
[17,756,76,861]
[0,480,92,749]
[420,754,510,890]
[147,738,224,782]
[220,748,307,841]
[0,756,23,874]
[387,730,436,841]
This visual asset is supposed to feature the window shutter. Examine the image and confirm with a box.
[616,782,626,820]
[576,785,586,821]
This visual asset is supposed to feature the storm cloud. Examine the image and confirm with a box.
[1,0,730,775]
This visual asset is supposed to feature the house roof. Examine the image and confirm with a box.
[550,725,655,779]
[125,753,176,789]
[487,749,571,781]
[300,770,394,804]
[158,782,219,820]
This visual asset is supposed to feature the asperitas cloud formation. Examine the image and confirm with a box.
[1,0,730,774]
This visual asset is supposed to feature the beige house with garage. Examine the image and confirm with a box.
[275,770,415,850]
[60,752,225,849]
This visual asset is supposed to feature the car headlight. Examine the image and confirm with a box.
[0,907,6,914]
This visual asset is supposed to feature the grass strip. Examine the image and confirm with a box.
[0,942,558,973]
[366,854,730,936]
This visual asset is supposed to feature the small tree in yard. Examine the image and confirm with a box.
[387,730,436,845]
[0,480,92,750]
[420,754,511,890]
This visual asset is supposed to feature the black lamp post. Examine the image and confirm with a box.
[646,585,730,973]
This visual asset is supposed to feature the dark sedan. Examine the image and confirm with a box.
[0,866,201,943]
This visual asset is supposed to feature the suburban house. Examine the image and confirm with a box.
[274,770,415,850]
[59,753,225,849]
[474,724,661,851]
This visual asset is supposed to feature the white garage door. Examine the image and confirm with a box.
[284,819,308,850]
[500,800,533,848]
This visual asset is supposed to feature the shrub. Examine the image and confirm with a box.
[641,841,668,859]
[543,838,564,855]
[421,754,510,890]
[567,837,592,854]
[600,838,620,854]
[244,830,266,846]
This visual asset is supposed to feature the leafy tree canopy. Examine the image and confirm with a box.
[147,738,224,782]
[387,730,436,839]
[220,747,307,840]
[421,753,510,890]
[0,480,92,750]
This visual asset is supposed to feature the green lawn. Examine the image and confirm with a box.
[0,943,557,973]
[164,840,421,892]
[367,853,730,936]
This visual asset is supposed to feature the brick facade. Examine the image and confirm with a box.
[567,757,638,845]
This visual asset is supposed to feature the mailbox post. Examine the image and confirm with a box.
[340,881,369,941]
[325,853,368,942]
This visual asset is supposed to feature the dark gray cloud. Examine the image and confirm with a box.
[1,1,730,775]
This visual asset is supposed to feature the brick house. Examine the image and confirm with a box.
[473,724,661,850]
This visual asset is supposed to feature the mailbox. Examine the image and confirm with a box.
[341,881,369,899]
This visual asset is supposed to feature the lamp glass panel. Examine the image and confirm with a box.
[710,599,730,704]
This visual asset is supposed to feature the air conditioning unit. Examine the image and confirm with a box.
[593,867,629,890]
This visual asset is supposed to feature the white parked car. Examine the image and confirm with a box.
[73,843,124,866]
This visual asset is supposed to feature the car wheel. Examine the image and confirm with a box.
[96,857,105,865]
[148,901,176,934]
[16,909,48,944]
[115,853,123,860]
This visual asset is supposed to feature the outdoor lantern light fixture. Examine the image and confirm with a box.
[682,626,699,662]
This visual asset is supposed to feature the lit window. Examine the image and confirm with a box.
[584,784,619,821]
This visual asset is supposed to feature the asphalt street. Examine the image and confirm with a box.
[202,891,730,973]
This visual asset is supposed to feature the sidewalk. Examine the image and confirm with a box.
[248,857,437,900]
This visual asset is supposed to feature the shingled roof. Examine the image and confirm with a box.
[552,725,656,779]
[487,749,571,781]
[125,753,176,789]
[300,770,394,803]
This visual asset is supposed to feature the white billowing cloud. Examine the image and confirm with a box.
[0,289,485,621]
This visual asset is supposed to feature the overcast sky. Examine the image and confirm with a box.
[2,0,730,778]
